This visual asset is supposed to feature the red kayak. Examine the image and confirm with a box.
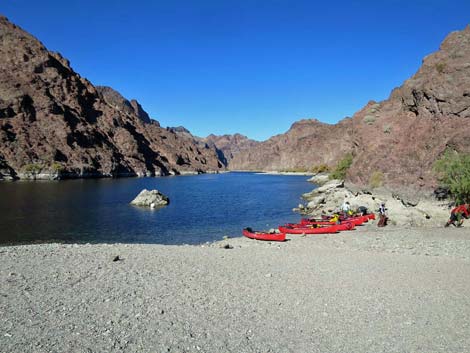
[287,222,354,231]
[279,225,338,234]
[301,217,365,226]
[298,219,356,228]
[243,228,286,242]
[315,215,369,226]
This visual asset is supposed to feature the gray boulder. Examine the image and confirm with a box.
[130,189,169,207]
[307,173,330,186]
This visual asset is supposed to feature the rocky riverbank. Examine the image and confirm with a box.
[299,176,451,227]
[1,225,470,353]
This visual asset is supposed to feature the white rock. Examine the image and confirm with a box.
[130,189,169,207]
[313,179,344,194]
[307,173,330,186]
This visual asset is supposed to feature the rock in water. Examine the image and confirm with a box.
[130,189,169,207]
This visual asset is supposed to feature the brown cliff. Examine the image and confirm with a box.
[348,25,470,188]
[230,26,470,188]
[229,119,353,171]
[0,15,224,180]
[202,133,260,166]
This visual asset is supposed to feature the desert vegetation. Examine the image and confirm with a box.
[434,150,470,203]
[329,153,353,180]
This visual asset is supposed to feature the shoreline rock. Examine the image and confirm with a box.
[307,173,330,186]
[130,189,169,207]
[299,179,451,227]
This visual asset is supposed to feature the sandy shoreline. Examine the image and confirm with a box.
[1,225,470,353]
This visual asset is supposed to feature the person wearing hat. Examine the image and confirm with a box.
[377,202,388,227]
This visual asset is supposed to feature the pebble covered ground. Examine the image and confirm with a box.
[1,222,469,353]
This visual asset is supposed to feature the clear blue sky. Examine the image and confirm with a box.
[2,1,470,140]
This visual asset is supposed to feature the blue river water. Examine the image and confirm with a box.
[0,172,314,245]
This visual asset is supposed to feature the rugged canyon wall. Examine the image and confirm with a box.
[202,133,260,166]
[229,119,354,171]
[230,25,470,189]
[0,15,224,180]
[347,25,470,188]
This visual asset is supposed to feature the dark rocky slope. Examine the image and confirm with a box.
[0,15,224,180]
[230,26,470,188]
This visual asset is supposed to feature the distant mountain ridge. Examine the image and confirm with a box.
[202,133,260,166]
[230,26,470,188]
[0,15,224,180]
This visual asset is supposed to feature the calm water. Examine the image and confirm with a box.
[0,172,313,245]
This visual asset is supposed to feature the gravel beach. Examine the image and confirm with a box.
[1,225,470,353]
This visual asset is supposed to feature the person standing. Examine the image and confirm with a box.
[341,201,351,218]
[445,204,470,227]
[377,202,387,227]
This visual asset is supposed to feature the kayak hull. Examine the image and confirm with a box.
[279,225,338,234]
[242,228,286,242]
[288,222,354,231]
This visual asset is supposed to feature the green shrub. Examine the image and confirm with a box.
[51,162,64,172]
[311,164,331,173]
[434,150,470,203]
[383,124,392,134]
[23,163,42,174]
[329,154,353,180]
[368,103,381,114]
[435,62,446,74]
[363,115,376,125]
[369,171,384,189]
[280,167,309,173]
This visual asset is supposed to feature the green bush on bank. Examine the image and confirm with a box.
[23,163,43,174]
[280,164,331,174]
[311,164,331,173]
[434,150,470,203]
[51,162,64,173]
[329,153,353,180]
[280,167,309,173]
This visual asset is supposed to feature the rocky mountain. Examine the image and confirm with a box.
[96,86,154,125]
[230,25,470,188]
[229,119,353,171]
[0,15,224,180]
[202,133,260,166]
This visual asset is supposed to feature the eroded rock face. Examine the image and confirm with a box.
[130,189,169,207]
[96,86,155,125]
[230,26,470,189]
[0,15,224,179]
[203,133,260,166]
[0,154,15,180]
[230,119,353,171]
[348,25,470,189]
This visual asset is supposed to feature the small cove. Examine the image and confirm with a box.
[0,172,313,245]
